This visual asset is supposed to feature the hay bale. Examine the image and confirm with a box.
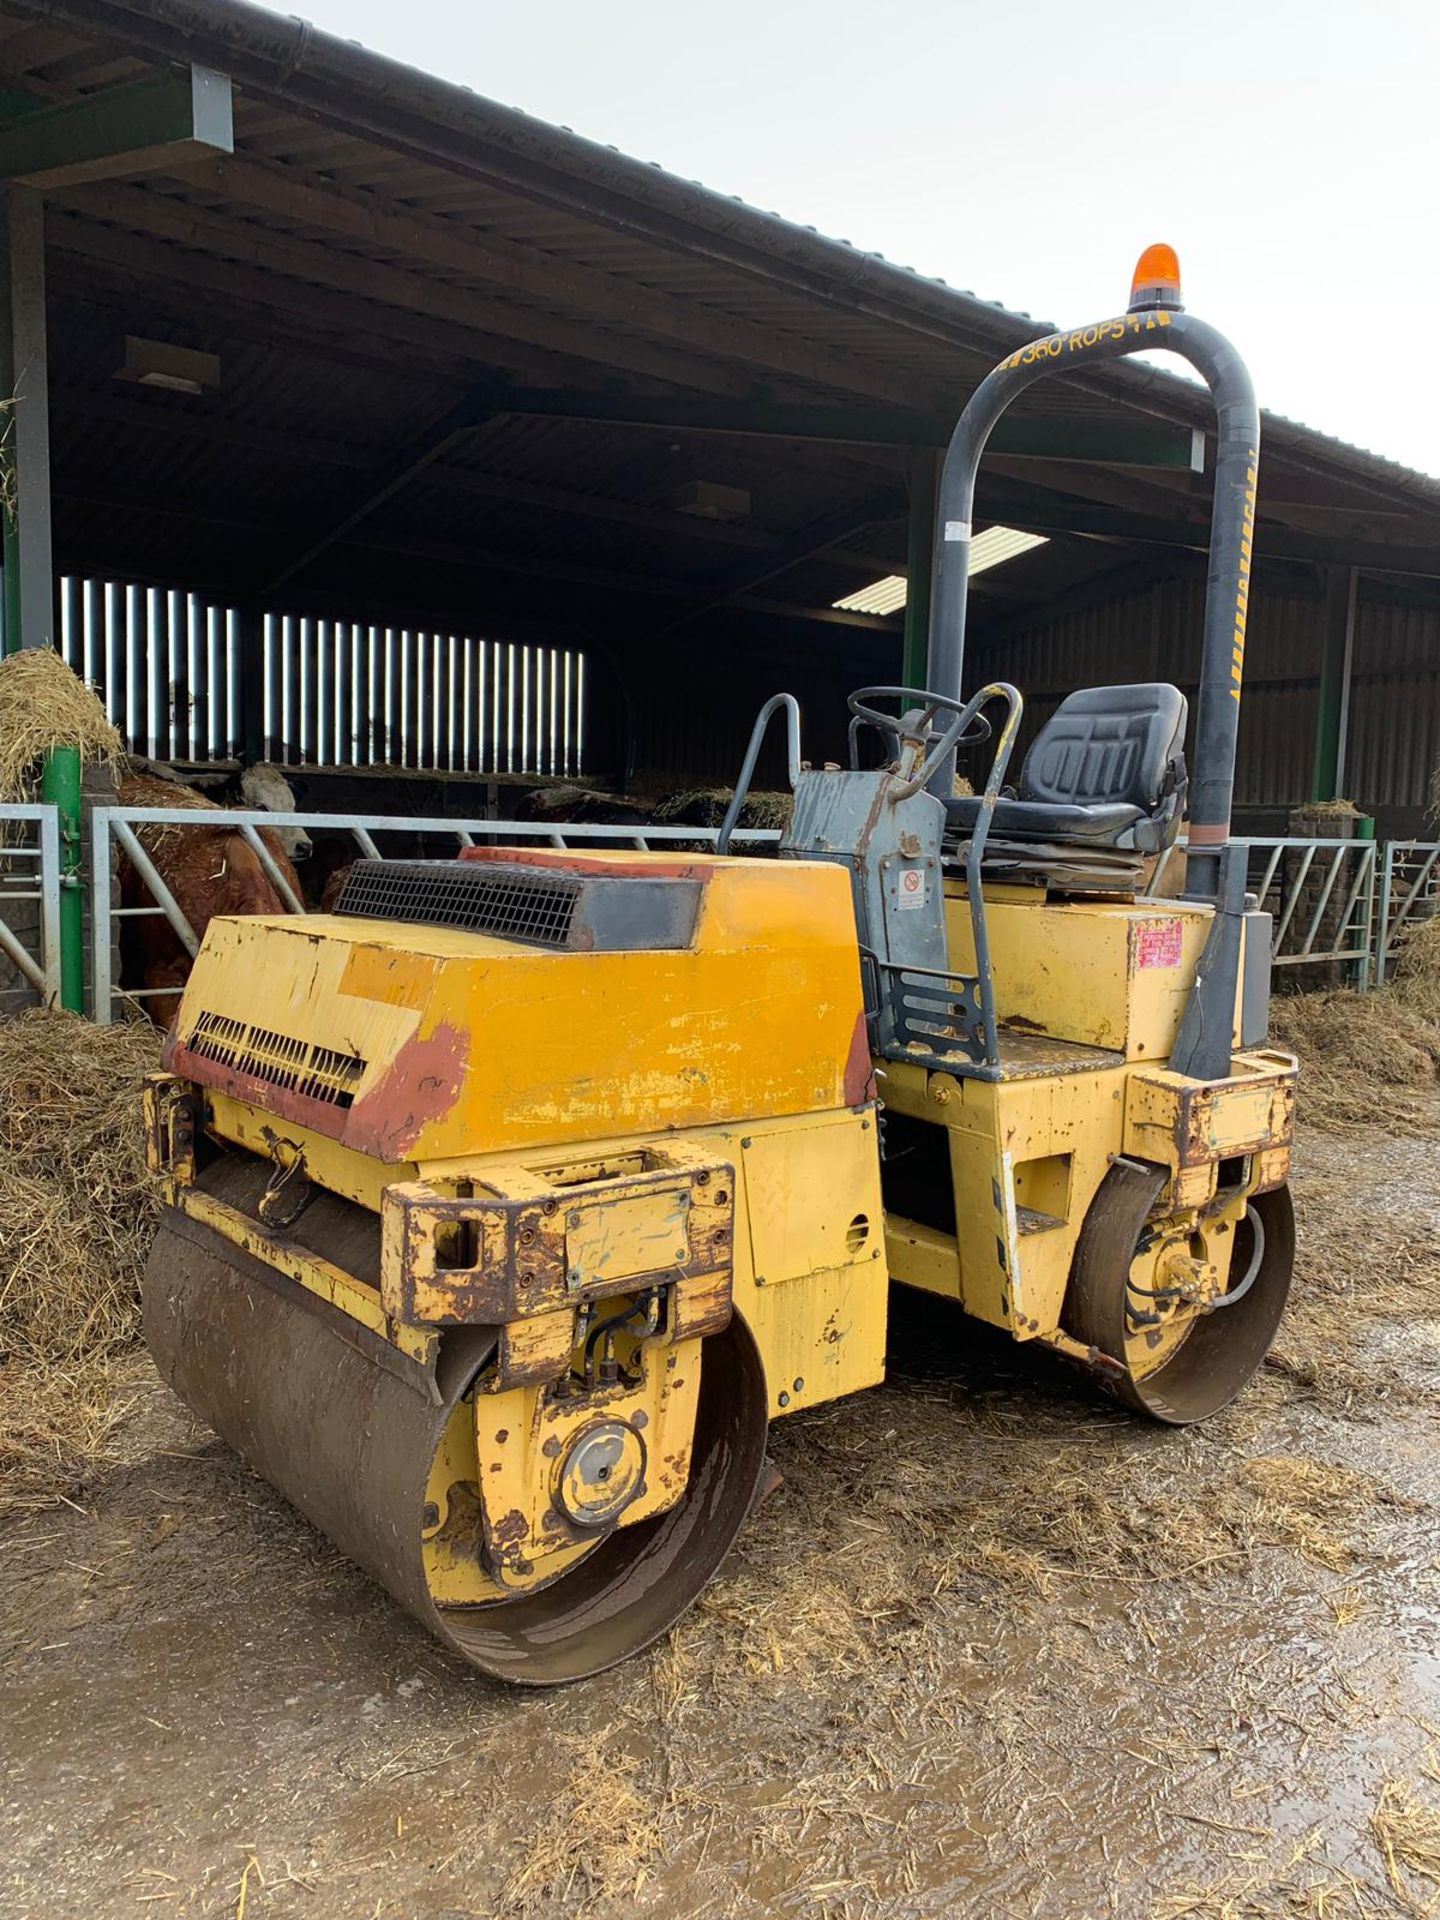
[0,648,122,805]
[651,786,793,833]
[0,1009,161,1511]
[1391,914,1440,1025]
[1269,986,1440,1137]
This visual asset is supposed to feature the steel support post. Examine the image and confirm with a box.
[902,449,939,689]
[0,188,82,1006]
[1311,564,1357,801]
[0,186,53,656]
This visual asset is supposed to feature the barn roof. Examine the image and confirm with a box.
[3,0,1438,695]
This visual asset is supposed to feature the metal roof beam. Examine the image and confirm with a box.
[48,390,893,561]
[653,493,904,637]
[980,496,1440,578]
[50,210,620,389]
[453,382,1202,464]
[260,389,501,596]
[206,153,953,414]
[0,65,231,188]
[399,464,780,553]
[58,184,763,399]
[56,482,905,628]
[49,390,375,473]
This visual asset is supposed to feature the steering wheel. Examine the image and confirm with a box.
[847,686,993,800]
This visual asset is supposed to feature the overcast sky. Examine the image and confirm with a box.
[294,0,1438,476]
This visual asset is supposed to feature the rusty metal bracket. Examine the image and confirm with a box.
[380,1142,736,1331]
[143,1071,198,1190]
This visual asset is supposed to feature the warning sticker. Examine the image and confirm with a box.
[896,867,927,911]
[1134,918,1184,969]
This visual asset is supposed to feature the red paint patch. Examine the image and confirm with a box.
[843,1006,877,1107]
[1135,918,1184,969]
[344,1020,471,1160]
[458,846,718,882]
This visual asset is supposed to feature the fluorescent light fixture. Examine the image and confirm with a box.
[116,336,221,396]
[832,528,1047,615]
[832,573,908,616]
[969,526,1048,574]
[669,479,751,521]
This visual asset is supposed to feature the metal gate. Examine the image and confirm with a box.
[1148,836,1378,982]
[1377,841,1440,986]
[0,803,62,1009]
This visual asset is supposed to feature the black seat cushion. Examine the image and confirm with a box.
[947,683,1187,855]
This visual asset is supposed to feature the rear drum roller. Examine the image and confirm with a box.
[1064,1161,1294,1424]
[145,1209,769,1686]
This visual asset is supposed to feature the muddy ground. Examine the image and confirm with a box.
[5,1115,1440,1920]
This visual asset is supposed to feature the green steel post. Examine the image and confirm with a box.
[1311,565,1356,801]
[0,198,16,657]
[1,477,17,655]
[40,740,83,1009]
[1,188,81,1004]
[902,449,940,687]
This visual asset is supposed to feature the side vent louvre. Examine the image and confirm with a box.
[332,858,704,951]
[189,1010,367,1109]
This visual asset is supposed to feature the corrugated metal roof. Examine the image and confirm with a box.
[18,0,1440,502]
[2,0,1438,744]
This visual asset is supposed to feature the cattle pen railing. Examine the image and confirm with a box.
[0,804,1431,1023]
[1377,839,1440,986]
[1148,836,1383,982]
[87,807,784,1024]
[0,803,62,1008]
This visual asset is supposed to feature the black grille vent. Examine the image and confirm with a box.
[336,859,583,946]
[188,1010,367,1108]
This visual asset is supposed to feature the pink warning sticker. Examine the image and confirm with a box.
[1135,918,1184,969]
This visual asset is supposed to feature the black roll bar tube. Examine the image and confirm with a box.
[926,304,1259,908]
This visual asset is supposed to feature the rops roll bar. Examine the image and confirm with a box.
[926,246,1258,909]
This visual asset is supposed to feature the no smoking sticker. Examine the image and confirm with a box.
[896,867,927,910]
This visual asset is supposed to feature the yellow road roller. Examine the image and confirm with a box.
[142,249,1297,1684]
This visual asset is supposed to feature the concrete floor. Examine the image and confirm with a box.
[4,1119,1440,1920]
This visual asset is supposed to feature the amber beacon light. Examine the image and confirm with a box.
[1128,243,1184,313]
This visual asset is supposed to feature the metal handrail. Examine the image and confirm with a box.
[952,682,1025,1072]
[716,694,802,855]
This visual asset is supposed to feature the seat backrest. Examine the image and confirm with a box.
[1019,683,1187,811]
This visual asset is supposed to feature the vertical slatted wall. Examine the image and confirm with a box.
[57,576,585,775]
[259,615,584,774]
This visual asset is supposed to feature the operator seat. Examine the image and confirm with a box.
[948,683,1188,856]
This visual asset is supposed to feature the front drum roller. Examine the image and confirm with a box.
[144,1208,769,1686]
[1064,1161,1294,1424]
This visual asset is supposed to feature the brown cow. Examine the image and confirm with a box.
[117,773,304,1028]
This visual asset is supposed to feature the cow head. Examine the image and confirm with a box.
[239,763,312,861]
